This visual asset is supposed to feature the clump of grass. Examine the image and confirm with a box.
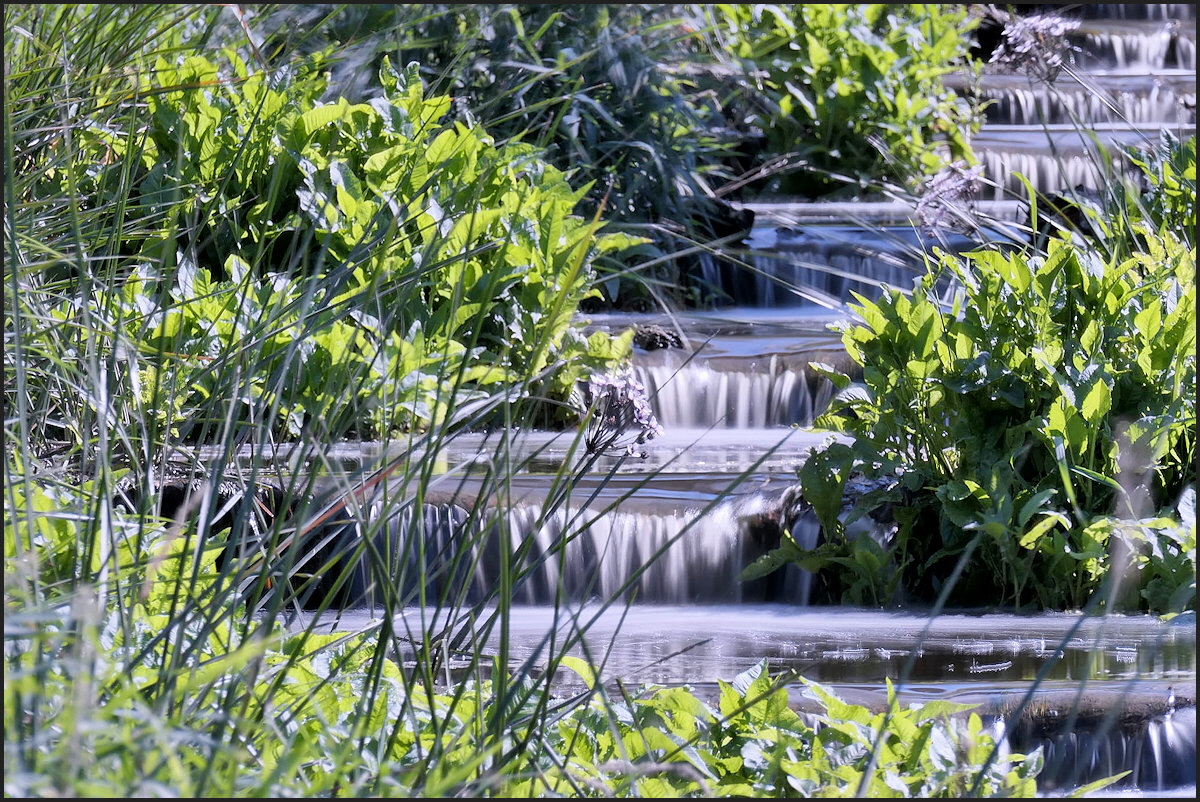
[6,4,1179,798]
[3,4,636,795]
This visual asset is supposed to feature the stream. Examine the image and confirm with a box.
[244,5,1199,797]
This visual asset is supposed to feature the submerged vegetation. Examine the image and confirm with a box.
[4,2,1192,797]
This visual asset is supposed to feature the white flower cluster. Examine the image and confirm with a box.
[988,9,1080,83]
[916,160,985,233]
[575,372,664,457]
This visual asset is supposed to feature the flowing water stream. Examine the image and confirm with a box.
[225,5,1197,796]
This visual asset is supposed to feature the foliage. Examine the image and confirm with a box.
[221,5,991,308]
[3,4,1181,800]
[244,3,749,310]
[255,4,735,224]
[5,520,398,796]
[509,658,1044,798]
[747,142,1197,611]
[9,6,637,446]
[4,545,1048,802]
[1134,132,1198,245]
[704,4,983,199]
[9,461,1042,796]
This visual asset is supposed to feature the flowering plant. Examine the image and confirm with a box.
[573,372,664,457]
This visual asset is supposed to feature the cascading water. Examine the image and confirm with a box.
[966,72,1196,127]
[273,4,1195,795]
[502,495,817,605]
[292,470,819,608]
[965,5,1195,202]
[694,223,974,309]
[1075,26,1192,71]
[1015,704,1197,792]
[634,350,842,429]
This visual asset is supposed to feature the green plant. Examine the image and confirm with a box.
[749,190,1196,611]
[5,9,655,798]
[500,658,1045,797]
[4,5,1182,799]
[1133,132,1197,245]
[6,401,1052,796]
[246,3,751,310]
[260,5,735,222]
[704,4,982,199]
[13,22,638,447]
[8,491,1054,801]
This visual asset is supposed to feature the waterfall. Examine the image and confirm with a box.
[696,224,972,309]
[1076,29,1185,71]
[955,3,1194,201]
[318,501,487,608]
[505,493,818,604]
[635,351,841,429]
[286,5,1194,795]
[1017,706,1197,792]
[320,491,819,608]
[976,75,1195,127]
[1089,5,1195,21]
[979,146,1134,203]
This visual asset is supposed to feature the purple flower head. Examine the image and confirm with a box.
[574,371,664,457]
[986,7,1080,83]
[916,160,985,233]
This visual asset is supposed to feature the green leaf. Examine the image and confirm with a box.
[1068,772,1132,797]
[296,100,355,145]
[1079,376,1111,423]
[798,442,854,536]
[1069,464,1123,493]
[739,529,809,581]
[729,659,766,697]
[587,328,633,362]
[1018,512,1069,549]
[1017,488,1056,527]
[809,361,852,390]
[558,655,599,689]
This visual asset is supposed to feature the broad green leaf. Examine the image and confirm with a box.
[1018,513,1069,549]
[559,655,599,689]
[1079,373,1112,424]
[296,100,355,145]
[809,361,852,390]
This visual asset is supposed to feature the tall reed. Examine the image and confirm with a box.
[7,4,1180,798]
[4,5,790,796]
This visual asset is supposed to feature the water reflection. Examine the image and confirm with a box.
[312,604,1195,690]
